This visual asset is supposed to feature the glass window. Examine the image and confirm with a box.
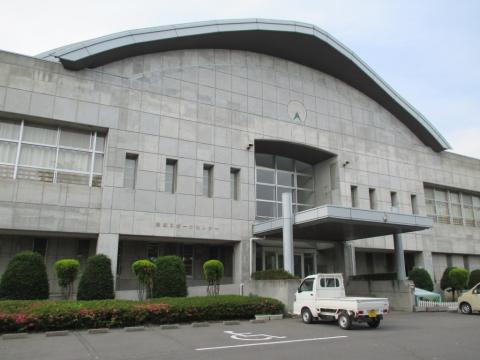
[296,160,312,174]
[32,238,47,257]
[182,245,194,276]
[265,251,276,270]
[411,194,418,214]
[19,144,56,168]
[256,184,275,201]
[424,187,434,200]
[23,123,57,145]
[256,168,275,184]
[60,128,91,149]
[0,141,18,164]
[304,253,315,276]
[57,149,91,172]
[369,188,377,210]
[230,168,239,200]
[256,201,275,218]
[277,171,294,187]
[203,164,213,197]
[93,154,103,173]
[434,189,448,202]
[297,174,313,189]
[320,277,340,288]
[351,186,358,207]
[297,189,314,205]
[124,154,138,189]
[255,153,274,168]
[276,156,294,171]
[0,119,20,140]
[165,159,177,193]
[95,135,105,152]
[277,187,296,203]
[299,278,314,292]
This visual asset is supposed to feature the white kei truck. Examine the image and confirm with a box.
[293,273,389,330]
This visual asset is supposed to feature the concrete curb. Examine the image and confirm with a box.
[88,328,109,334]
[2,333,28,340]
[45,331,69,337]
[191,322,210,328]
[223,321,240,325]
[250,319,266,324]
[254,315,270,321]
[161,324,179,330]
[270,314,284,320]
[124,326,146,332]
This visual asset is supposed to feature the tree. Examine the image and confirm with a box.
[448,268,469,300]
[0,251,49,300]
[440,266,455,291]
[153,256,187,297]
[467,269,480,289]
[132,259,156,300]
[54,259,80,299]
[77,254,114,300]
[203,260,224,296]
[408,267,434,291]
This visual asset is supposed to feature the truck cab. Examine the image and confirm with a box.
[293,273,389,330]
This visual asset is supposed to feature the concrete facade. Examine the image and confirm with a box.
[0,20,479,296]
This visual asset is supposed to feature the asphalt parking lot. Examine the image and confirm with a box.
[2,312,479,360]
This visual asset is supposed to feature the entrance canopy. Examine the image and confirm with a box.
[253,205,433,240]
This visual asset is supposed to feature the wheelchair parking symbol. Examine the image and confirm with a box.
[224,330,287,341]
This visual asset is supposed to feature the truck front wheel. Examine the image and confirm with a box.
[301,308,313,324]
[338,312,352,330]
[367,318,381,328]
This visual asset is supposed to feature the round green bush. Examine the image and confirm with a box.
[448,267,469,299]
[467,269,480,289]
[132,259,156,300]
[408,267,434,291]
[54,259,80,299]
[77,254,114,300]
[440,266,455,291]
[203,260,224,283]
[153,256,187,297]
[0,251,49,300]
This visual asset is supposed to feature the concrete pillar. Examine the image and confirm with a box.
[282,192,294,274]
[344,242,357,277]
[232,241,243,284]
[393,233,406,280]
[96,233,119,281]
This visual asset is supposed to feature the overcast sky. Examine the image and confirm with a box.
[1,0,478,158]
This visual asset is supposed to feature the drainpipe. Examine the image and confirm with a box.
[282,192,294,274]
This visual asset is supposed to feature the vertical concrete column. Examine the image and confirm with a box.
[232,241,243,284]
[393,233,407,280]
[344,242,357,278]
[96,233,119,281]
[282,192,294,274]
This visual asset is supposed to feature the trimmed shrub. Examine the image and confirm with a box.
[77,255,114,300]
[467,269,480,289]
[132,260,156,300]
[54,259,80,300]
[350,273,397,281]
[448,267,469,300]
[440,267,455,291]
[203,260,224,296]
[252,269,299,280]
[408,267,434,291]
[153,256,187,297]
[0,251,49,300]
[0,295,284,333]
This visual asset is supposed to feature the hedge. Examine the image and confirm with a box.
[252,269,299,280]
[153,256,187,297]
[0,295,284,333]
[408,267,434,291]
[77,254,114,300]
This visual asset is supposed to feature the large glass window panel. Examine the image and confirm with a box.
[265,251,276,270]
[0,119,20,140]
[297,189,314,204]
[463,195,473,206]
[57,149,91,172]
[277,171,294,186]
[304,253,315,276]
[93,154,103,173]
[0,141,18,164]
[19,144,56,168]
[473,196,480,207]
[95,135,105,152]
[256,201,275,218]
[276,156,294,171]
[256,184,275,201]
[436,202,449,216]
[450,192,460,204]
[296,160,313,175]
[297,174,314,189]
[60,129,91,149]
[424,187,434,200]
[426,200,436,215]
[434,189,448,202]
[256,168,275,184]
[294,255,302,277]
[464,206,474,219]
[255,153,274,168]
[451,204,462,218]
[23,124,57,145]
[277,187,296,203]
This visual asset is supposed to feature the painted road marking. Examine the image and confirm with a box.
[224,330,286,341]
[195,335,348,351]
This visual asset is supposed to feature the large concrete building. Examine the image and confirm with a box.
[0,19,479,296]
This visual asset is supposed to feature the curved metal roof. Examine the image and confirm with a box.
[37,19,450,151]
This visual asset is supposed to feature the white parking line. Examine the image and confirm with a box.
[195,335,348,351]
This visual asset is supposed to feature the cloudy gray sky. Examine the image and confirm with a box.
[1,0,478,158]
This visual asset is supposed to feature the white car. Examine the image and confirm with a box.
[293,273,389,330]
